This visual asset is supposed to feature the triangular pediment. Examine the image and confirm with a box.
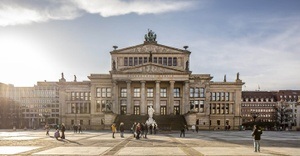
[118,63,187,74]
[110,43,190,54]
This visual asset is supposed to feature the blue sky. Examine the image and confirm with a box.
[0,0,299,91]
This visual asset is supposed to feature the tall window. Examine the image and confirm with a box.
[173,57,177,66]
[190,88,194,97]
[160,88,167,97]
[147,88,154,97]
[200,88,205,97]
[200,100,204,112]
[96,101,101,112]
[121,88,127,97]
[124,57,128,66]
[168,57,172,66]
[134,57,138,65]
[211,92,216,101]
[129,57,133,66]
[163,57,167,65]
[153,57,157,63]
[158,57,162,64]
[101,100,106,112]
[101,88,106,97]
[225,92,230,101]
[174,88,180,97]
[144,57,148,63]
[134,88,141,97]
[194,88,199,97]
[139,57,143,64]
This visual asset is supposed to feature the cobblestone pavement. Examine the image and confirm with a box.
[0,129,299,155]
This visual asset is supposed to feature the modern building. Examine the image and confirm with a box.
[0,30,245,130]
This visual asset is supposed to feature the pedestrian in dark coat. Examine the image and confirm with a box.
[144,123,148,138]
[252,125,263,152]
[61,123,66,139]
[180,125,186,137]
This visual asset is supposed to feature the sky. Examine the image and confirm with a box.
[0,0,300,91]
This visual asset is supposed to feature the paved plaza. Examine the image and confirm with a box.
[0,129,299,155]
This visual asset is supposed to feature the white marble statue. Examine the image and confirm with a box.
[148,106,155,118]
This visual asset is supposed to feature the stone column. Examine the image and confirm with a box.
[155,81,160,115]
[169,81,175,115]
[141,81,146,115]
[113,81,118,114]
[126,81,132,115]
[183,81,190,114]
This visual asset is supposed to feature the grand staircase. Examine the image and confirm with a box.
[114,114,187,131]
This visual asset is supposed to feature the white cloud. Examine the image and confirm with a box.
[73,0,194,17]
[0,0,195,26]
[0,1,80,26]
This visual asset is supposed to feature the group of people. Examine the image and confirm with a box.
[73,124,82,133]
[111,122,158,139]
[44,123,66,140]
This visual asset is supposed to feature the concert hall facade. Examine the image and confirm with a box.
[0,31,244,130]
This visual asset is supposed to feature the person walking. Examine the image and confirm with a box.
[45,124,50,136]
[196,125,199,133]
[119,122,125,138]
[180,125,186,137]
[111,123,117,138]
[135,123,141,139]
[144,123,148,138]
[61,123,66,139]
[252,125,263,152]
[78,124,82,133]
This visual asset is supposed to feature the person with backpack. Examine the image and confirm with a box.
[252,125,263,152]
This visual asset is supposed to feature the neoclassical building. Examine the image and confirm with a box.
[0,31,244,130]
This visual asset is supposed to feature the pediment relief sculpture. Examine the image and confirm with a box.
[120,64,184,74]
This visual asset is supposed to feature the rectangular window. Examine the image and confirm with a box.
[101,100,106,112]
[225,92,229,101]
[158,57,162,64]
[101,88,106,97]
[190,88,194,97]
[134,88,141,97]
[174,88,180,97]
[144,57,148,63]
[134,57,138,65]
[199,100,204,112]
[139,57,143,65]
[153,57,157,63]
[71,92,75,100]
[168,57,172,66]
[200,88,205,97]
[160,88,167,97]
[217,120,220,125]
[211,92,216,101]
[163,57,167,65]
[96,101,101,112]
[124,57,128,66]
[147,88,154,97]
[173,57,177,66]
[129,57,133,66]
[121,88,127,97]
[194,88,199,97]
[106,88,111,97]
[216,92,220,101]
[221,92,224,101]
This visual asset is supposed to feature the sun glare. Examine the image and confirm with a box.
[0,35,53,86]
